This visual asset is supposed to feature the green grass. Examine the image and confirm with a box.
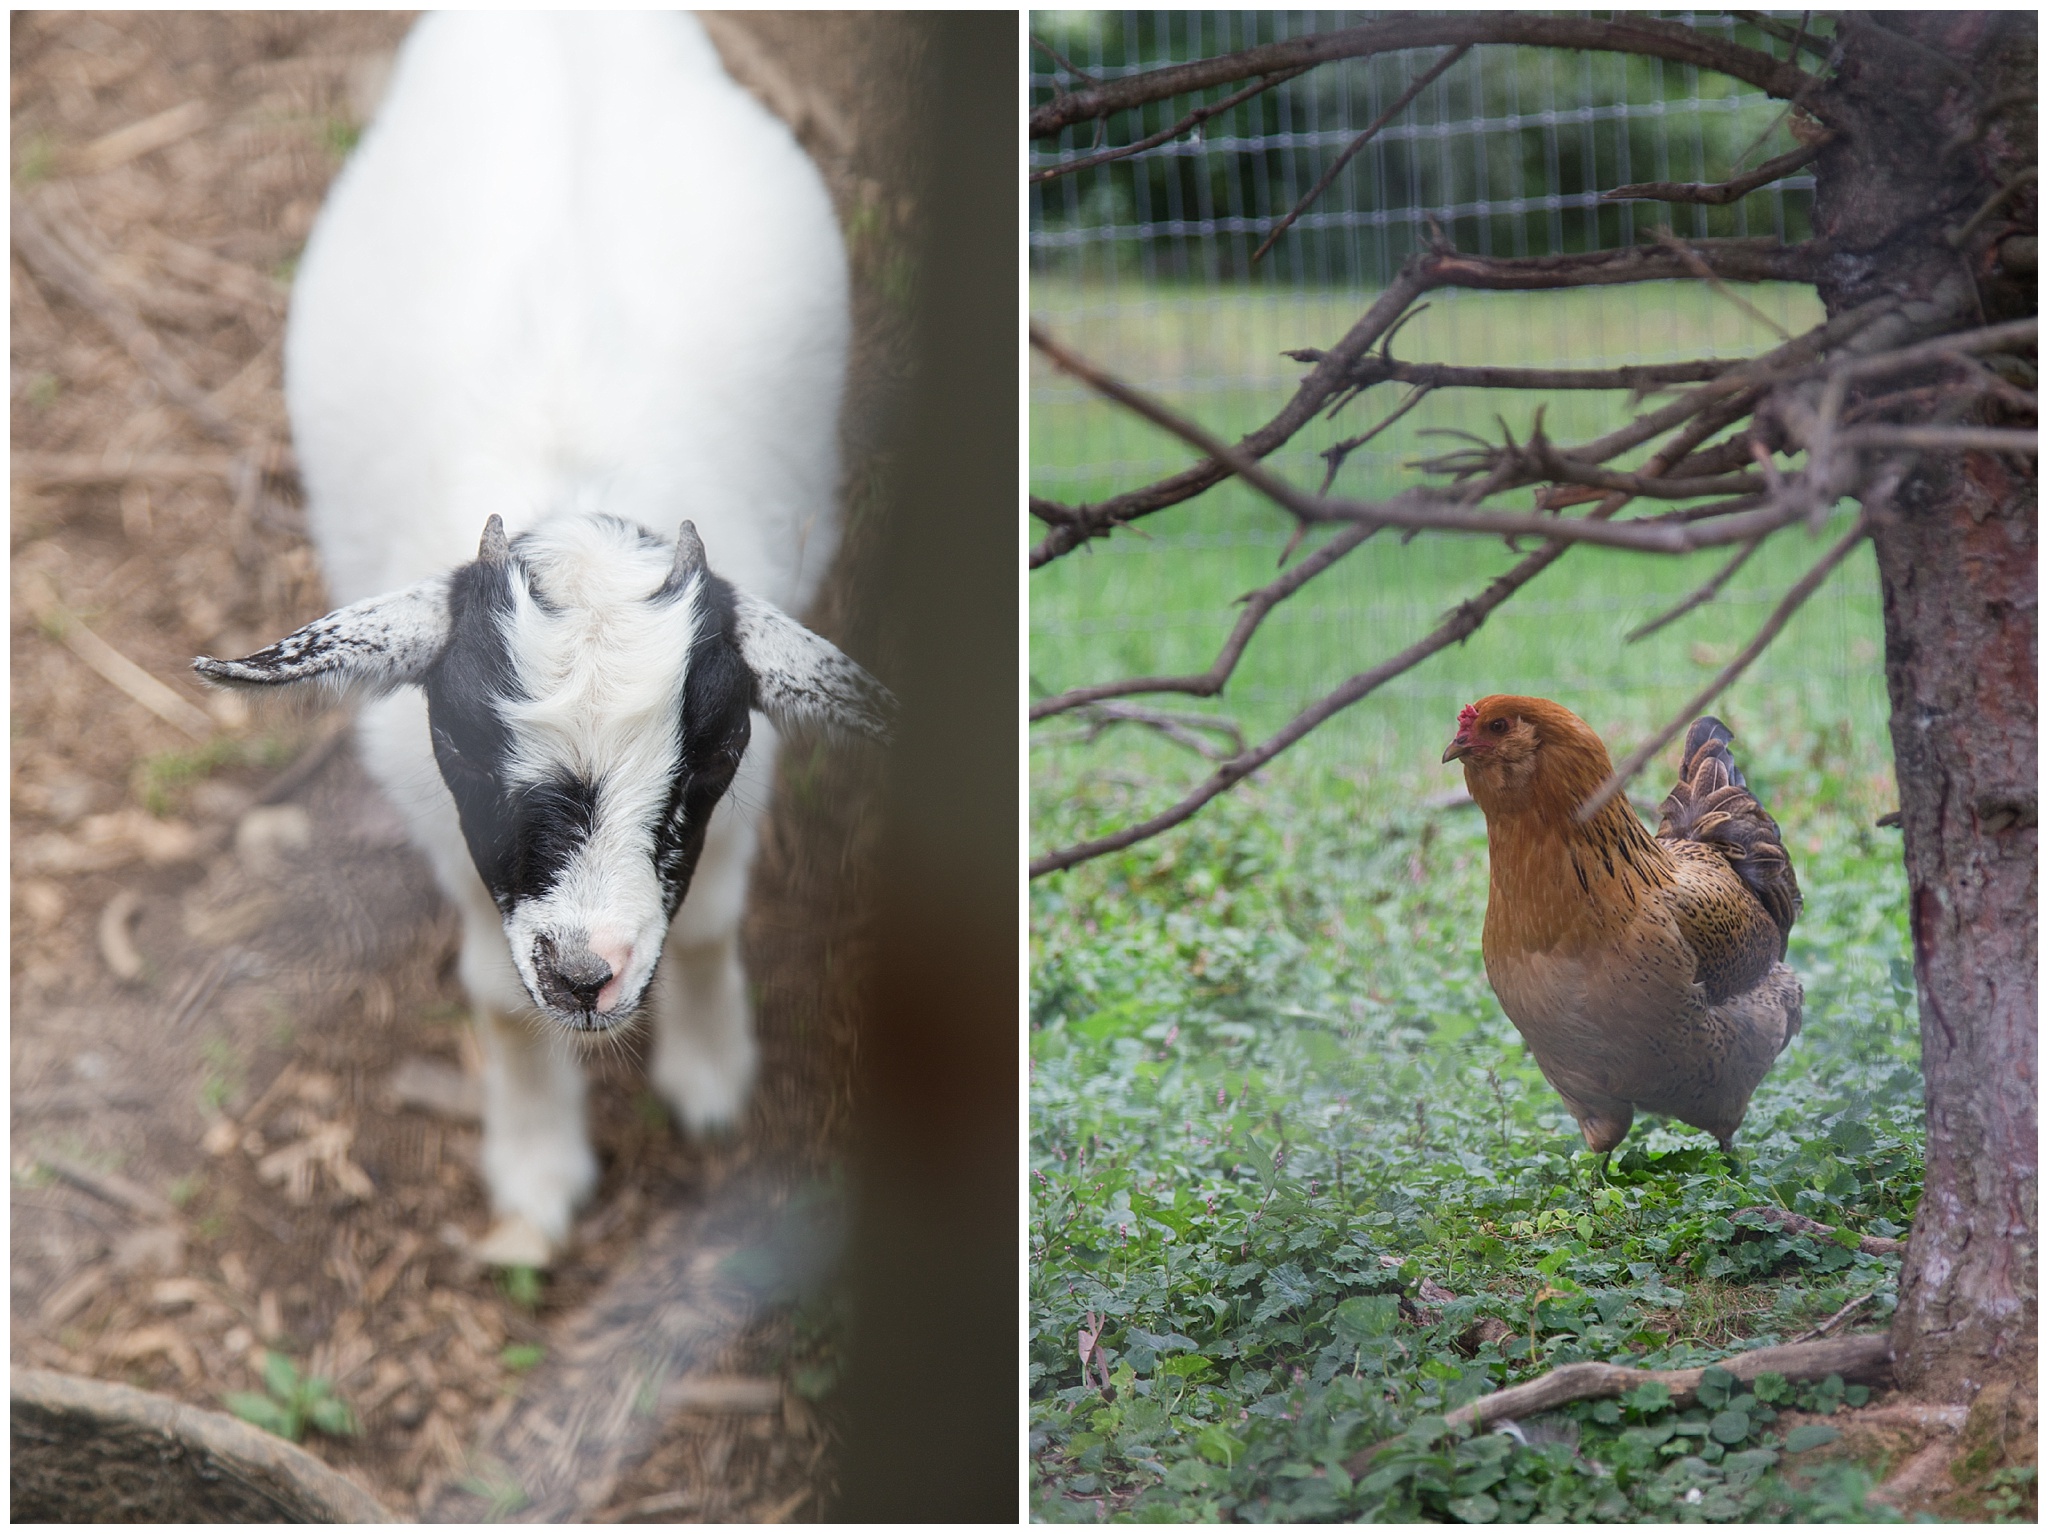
[1029,749,1918,1522]
[1031,279,1890,831]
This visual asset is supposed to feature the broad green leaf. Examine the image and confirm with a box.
[1333,1294,1401,1343]
[1448,1492,1500,1522]
[1784,1423,1841,1453]
[1709,1408,1752,1444]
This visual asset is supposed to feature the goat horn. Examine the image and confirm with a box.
[478,514,510,566]
[671,520,706,582]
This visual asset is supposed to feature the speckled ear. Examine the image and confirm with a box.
[731,590,895,742]
[192,574,453,695]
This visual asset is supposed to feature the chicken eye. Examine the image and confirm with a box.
[1489,718,1509,734]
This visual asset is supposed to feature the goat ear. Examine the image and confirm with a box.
[731,591,894,742]
[193,575,452,694]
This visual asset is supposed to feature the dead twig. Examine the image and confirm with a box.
[1031,514,1608,877]
[1250,44,1470,264]
[38,1154,180,1225]
[1061,702,1249,761]
[1032,322,1804,556]
[20,582,217,741]
[1031,16,1820,140]
[1652,226,1792,342]
[1318,387,1434,497]
[1625,538,1764,643]
[1031,523,1373,721]
[1287,354,1740,395]
[1032,239,1828,565]
[1604,137,1830,206]
[11,194,248,447]
[65,99,209,176]
[1789,1291,1880,1345]
[1737,1205,1909,1259]
[1576,508,1875,823]
[1032,66,1310,184]
[1343,1332,1892,1477]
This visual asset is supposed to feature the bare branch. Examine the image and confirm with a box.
[1652,227,1792,341]
[1342,1333,1892,1478]
[1947,166,2040,250]
[1737,1205,1908,1259]
[1250,44,1470,265]
[1034,322,1818,555]
[1031,240,1827,565]
[1786,1292,1879,1345]
[1625,538,1763,643]
[1575,509,1875,824]
[1030,66,1309,184]
[1604,137,1829,206]
[1028,34,1101,89]
[1053,702,1248,761]
[1838,424,2036,454]
[1029,262,1434,565]
[1030,523,1374,721]
[1728,12,1835,65]
[1285,352,1743,394]
[1030,16,1821,140]
[1319,387,1432,496]
[1031,527,1590,878]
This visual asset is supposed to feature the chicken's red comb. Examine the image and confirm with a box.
[1457,701,1479,730]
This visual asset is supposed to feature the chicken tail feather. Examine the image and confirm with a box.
[1659,716,1802,939]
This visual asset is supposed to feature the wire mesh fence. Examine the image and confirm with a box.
[1029,11,1891,798]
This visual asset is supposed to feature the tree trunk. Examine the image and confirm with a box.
[1811,14,2037,1404]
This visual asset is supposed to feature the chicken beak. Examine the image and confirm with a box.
[1442,735,1470,764]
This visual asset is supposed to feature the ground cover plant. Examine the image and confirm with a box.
[1030,729,1919,1522]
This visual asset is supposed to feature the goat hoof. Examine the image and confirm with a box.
[471,1213,558,1269]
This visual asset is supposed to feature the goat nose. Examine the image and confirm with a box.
[537,941,614,1012]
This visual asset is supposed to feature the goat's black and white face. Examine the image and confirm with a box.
[196,515,890,1029]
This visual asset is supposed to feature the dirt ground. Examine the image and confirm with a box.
[11,11,924,1520]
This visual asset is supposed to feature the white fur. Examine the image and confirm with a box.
[286,13,849,1252]
[493,520,703,1020]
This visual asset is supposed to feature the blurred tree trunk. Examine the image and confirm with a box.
[1810,14,2037,1405]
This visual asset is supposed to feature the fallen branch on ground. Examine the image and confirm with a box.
[1343,1331,1893,1477]
[1737,1205,1908,1258]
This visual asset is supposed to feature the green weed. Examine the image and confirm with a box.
[198,1035,246,1115]
[321,117,361,159]
[134,735,245,816]
[15,133,59,186]
[224,1351,360,1442]
[496,1265,544,1311]
[1030,757,1917,1521]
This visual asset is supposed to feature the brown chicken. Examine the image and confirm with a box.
[1443,696,1802,1154]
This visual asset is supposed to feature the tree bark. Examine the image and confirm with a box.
[1812,13,2037,1403]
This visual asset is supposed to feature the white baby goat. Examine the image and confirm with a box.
[197,13,887,1266]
